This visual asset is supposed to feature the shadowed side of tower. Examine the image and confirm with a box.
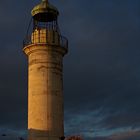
[23,0,68,140]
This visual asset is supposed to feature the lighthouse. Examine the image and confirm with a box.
[23,0,68,140]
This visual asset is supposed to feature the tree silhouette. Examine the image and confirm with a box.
[1,134,6,136]
[18,137,24,140]
[65,135,83,140]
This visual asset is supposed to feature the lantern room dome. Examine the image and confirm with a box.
[31,0,59,22]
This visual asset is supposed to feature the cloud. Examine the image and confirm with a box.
[110,130,140,140]
[0,0,140,140]
[86,129,140,140]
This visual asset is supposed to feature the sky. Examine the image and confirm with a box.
[0,0,140,140]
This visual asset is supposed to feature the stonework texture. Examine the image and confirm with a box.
[23,30,67,140]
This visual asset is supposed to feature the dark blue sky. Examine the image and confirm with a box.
[0,0,140,140]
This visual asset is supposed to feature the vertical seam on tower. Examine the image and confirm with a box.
[47,51,49,140]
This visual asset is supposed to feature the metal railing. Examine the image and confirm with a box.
[23,31,68,49]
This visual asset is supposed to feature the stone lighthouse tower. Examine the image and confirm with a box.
[23,0,68,140]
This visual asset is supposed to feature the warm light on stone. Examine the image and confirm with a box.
[23,0,68,140]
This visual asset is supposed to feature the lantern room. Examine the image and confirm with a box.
[23,0,68,49]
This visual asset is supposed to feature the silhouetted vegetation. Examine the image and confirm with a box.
[1,134,6,136]
[18,137,24,140]
[65,135,83,140]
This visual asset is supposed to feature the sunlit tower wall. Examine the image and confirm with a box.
[23,0,68,140]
